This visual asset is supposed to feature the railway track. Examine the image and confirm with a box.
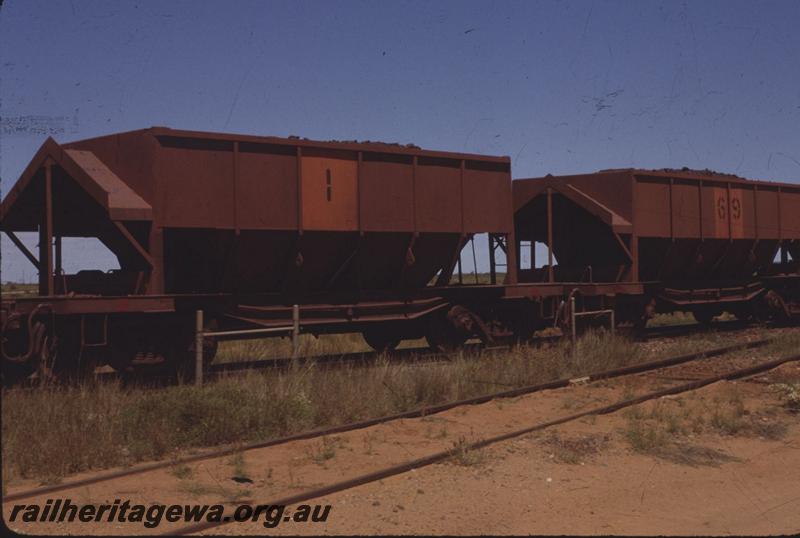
[105,342,493,386]
[640,318,752,338]
[130,318,762,384]
[196,319,762,379]
[169,349,800,535]
[2,335,773,504]
[6,318,756,389]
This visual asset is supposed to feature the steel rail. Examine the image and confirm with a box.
[2,337,770,503]
[82,320,757,386]
[4,319,760,392]
[170,350,800,535]
[209,344,457,374]
[207,320,754,375]
[641,319,753,338]
[100,344,490,386]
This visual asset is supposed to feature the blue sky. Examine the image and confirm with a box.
[2,0,799,282]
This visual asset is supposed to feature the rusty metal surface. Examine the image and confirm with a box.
[62,149,152,220]
[632,173,800,240]
[49,128,511,296]
[0,138,153,229]
[3,295,176,316]
[515,168,800,239]
[514,169,800,285]
[300,154,359,231]
[63,128,512,234]
[1,128,513,300]
[359,153,415,231]
[502,282,645,298]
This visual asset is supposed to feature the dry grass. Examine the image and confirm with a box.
[448,435,487,467]
[772,383,800,410]
[2,328,794,483]
[227,449,249,479]
[170,462,194,480]
[542,432,609,464]
[623,408,742,467]
[306,436,343,465]
[622,379,794,466]
[0,282,38,298]
[762,331,800,357]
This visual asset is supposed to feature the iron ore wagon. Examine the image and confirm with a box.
[512,168,800,324]
[1,128,798,384]
[1,128,517,382]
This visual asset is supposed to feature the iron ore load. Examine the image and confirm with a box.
[1,128,798,384]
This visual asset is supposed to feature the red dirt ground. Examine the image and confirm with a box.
[4,362,799,536]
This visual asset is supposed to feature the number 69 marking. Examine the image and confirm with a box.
[717,196,742,220]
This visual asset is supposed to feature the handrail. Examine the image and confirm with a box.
[194,305,300,386]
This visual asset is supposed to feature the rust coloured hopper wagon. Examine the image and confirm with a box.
[1,128,515,382]
[512,169,800,325]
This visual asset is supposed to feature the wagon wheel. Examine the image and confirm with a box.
[108,344,137,374]
[362,328,401,353]
[729,303,755,322]
[425,305,483,353]
[509,320,534,345]
[108,324,147,374]
[692,309,717,325]
[1,358,37,387]
[1,352,42,386]
[425,318,467,353]
[508,307,541,345]
[755,290,790,324]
